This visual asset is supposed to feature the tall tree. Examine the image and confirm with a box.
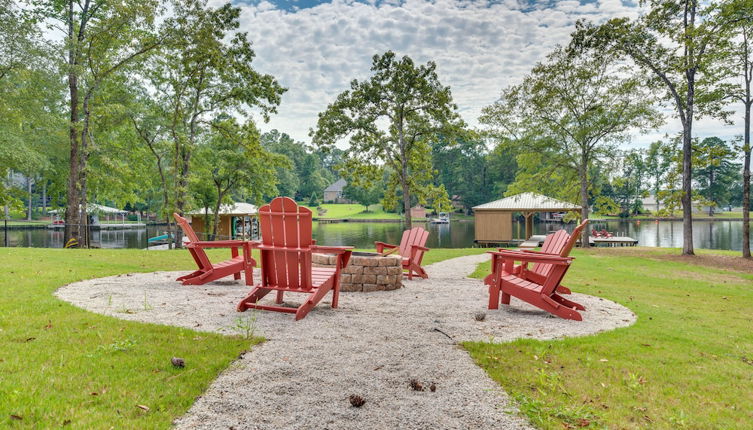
[128,87,175,242]
[480,46,659,246]
[0,1,62,210]
[32,0,162,247]
[194,118,285,238]
[142,0,284,246]
[571,1,738,255]
[720,0,753,256]
[312,51,464,225]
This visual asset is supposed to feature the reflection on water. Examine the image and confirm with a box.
[1,226,162,249]
[588,219,753,251]
[312,221,475,249]
[1,219,751,251]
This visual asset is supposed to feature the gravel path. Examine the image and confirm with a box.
[56,254,635,429]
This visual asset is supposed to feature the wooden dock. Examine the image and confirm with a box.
[589,236,638,247]
[519,235,546,249]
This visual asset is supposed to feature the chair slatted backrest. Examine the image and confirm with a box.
[173,213,212,271]
[259,197,313,290]
[399,227,429,263]
[540,261,572,296]
[531,219,588,278]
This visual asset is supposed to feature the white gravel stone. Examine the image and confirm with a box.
[55,254,635,429]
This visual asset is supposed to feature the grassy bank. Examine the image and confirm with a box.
[2,220,51,226]
[466,247,753,429]
[303,203,402,220]
[597,210,752,220]
[0,248,256,429]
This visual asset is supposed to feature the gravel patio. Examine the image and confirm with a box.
[56,254,635,429]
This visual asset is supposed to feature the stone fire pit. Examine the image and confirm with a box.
[312,251,403,292]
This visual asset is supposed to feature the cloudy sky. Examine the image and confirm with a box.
[217,0,744,148]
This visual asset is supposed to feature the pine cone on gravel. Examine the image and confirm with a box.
[349,394,365,407]
[409,379,424,391]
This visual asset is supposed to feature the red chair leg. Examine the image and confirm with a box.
[501,292,511,305]
[237,287,271,312]
[488,284,500,309]
[244,266,253,286]
[276,291,284,304]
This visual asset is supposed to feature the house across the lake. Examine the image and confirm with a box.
[323,179,350,203]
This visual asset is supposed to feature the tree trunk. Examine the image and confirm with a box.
[204,206,209,241]
[26,176,32,221]
[174,147,190,248]
[79,99,93,248]
[743,102,751,258]
[212,188,224,240]
[161,174,173,249]
[42,181,47,215]
[579,159,590,248]
[401,179,412,226]
[681,120,694,255]
[64,72,82,247]
[63,0,82,248]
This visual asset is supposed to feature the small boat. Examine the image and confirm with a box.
[148,233,171,243]
[429,212,450,224]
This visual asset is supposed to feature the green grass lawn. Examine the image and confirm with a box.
[302,203,403,220]
[2,219,51,226]
[466,247,753,429]
[0,248,257,429]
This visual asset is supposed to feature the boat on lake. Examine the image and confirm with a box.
[429,212,450,224]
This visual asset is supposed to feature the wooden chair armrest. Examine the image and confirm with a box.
[518,249,554,255]
[310,245,353,254]
[242,243,257,266]
[245,240,262,248]
[375,241,398,255]
[187,240,245,248]
[411,244,430,252]
[488,250,572,265]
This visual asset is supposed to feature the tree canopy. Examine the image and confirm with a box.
[312,51,465,224]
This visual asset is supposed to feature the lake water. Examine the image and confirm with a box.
[2,219,751,251]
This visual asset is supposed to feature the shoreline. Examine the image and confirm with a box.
[592,216,751,222]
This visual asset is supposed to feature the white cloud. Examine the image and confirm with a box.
[235,0,745,149]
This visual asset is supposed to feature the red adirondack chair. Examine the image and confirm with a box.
[484,220,588,295]
[237,197,352,321]
[375,227,430,280]
[173,213,254,286]
[486,249,585,320]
